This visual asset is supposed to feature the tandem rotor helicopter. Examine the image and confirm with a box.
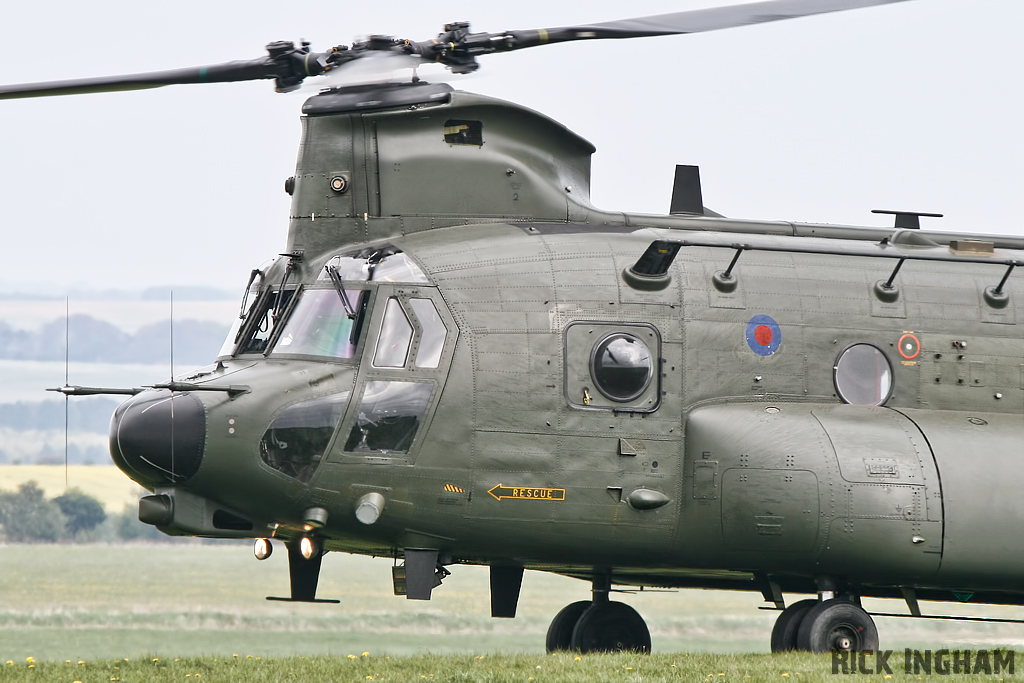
[3,0,1024,655]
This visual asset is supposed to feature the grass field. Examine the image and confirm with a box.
[2,544,1023,665]
[2,467,1023,666]
[1,651,1020,683]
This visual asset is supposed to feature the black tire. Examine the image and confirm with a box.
[545,601,591,652]
[570,601,651,654]
[770,599,818,652]
[796,598,879,653]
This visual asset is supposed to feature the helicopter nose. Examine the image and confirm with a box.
[110,389,206,483]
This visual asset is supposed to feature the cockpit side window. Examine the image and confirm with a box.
[236,288,296,355]
[373,298,413,368]
[272,288,368,359]
[343,381,433,453]
[408,298,447,369]
[219,270,265,358]
[260,392,350,483]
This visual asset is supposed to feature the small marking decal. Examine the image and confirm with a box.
[746,315,781,356]
[488,484,565,501]
[898,333,921,360]
[443,483,465,493]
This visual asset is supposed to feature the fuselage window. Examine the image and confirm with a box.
[259,391,350,483]
[373,297,413,368]
[408,298,447,368]
[236,289,295,355]
[590,332,654,402]
[344,381,433,453]
[834,343,893,406]
[272,288,367,359]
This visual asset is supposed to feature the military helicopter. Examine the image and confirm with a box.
[3,0,1023,656]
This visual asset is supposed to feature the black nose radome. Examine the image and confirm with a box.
[110,389,206,483]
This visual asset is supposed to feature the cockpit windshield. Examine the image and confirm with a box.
[271,288,368,359]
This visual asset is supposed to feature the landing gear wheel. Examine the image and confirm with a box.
[570,601,651,653]
[770,599,818,652]
[545,601,590,652]
[796,598,878,653]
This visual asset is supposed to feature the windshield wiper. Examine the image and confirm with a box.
[325,264,357,319]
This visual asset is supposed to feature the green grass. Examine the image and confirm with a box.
[2,652,1020,683]
[2,544,1023,664]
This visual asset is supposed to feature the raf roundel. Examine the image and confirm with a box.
[746,315,782,356]
[898,333,921,360]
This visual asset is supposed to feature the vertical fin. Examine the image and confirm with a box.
[669,164,705,216]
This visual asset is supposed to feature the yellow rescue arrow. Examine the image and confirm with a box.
[487,484,566,501]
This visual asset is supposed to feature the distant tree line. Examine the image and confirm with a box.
[0,286,233,302]
[0,481,174,543]
[0,315,229,365]
[0,397,120,433]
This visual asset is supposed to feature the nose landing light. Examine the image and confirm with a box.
[254,538,274,560]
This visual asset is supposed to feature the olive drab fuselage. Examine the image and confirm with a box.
[110,82,1024,608]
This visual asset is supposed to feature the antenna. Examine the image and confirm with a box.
[64,297,69,486]
[170,290,175,483]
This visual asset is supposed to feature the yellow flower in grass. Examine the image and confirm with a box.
[363,652,370,657]
[348,654,358,660]
[26,658,34,663]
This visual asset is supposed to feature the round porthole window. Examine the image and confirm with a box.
[590,333,653,402]
[834,343,893,406]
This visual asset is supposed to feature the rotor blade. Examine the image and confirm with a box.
[508,0,914,46]
[0,58,276,100]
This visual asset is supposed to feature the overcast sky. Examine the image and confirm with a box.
[1,0,1021,295]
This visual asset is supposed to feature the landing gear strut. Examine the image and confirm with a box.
[545,575,651,653]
